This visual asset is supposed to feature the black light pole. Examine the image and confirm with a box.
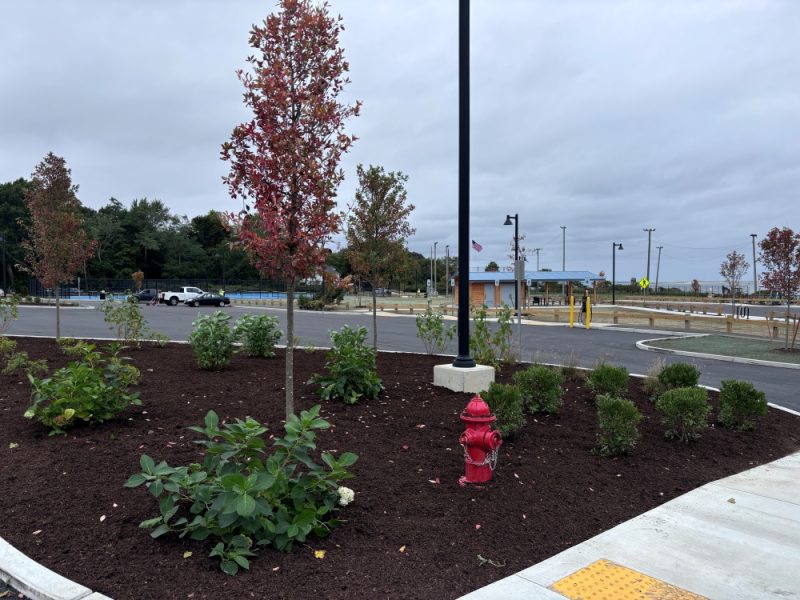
[504,213,519,311]
[612,242,623,305]
[453,0,474,368]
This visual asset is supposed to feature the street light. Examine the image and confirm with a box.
[504,213,519,311]
[560,225,566,297]
[750,234,758,296]
[612,242,623,305]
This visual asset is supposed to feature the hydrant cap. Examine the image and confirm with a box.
[463,395,492,418]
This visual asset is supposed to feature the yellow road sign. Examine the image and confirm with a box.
[638,278,649,289]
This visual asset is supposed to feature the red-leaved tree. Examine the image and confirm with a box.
[20,153,96,340]
[759,227,800,350]
[222,0,360,418]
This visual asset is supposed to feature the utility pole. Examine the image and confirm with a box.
[0,235,6,293]
[533,247,542,271]
[429,246,433,296]
[655,246,663,293]
[433,241,438,296]
[560,226,566,298]
[750,234,758,296]
[643,228,655,294]
[445,244,450,298]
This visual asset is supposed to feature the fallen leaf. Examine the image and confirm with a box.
[314,549,326,559]
[183,551,193,559]
[475,523,481,530]
[8,442,18,449]
[415,424,426,429]
[727,498,736,504]
[272,566,280,571]
[32,530,42,535]
[399,545,406,553]
[427,477,440,485]
[401,444,409,450]
[99,515,106,522]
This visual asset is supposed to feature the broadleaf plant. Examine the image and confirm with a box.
[125,405,357,575]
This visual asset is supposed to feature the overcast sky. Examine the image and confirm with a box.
[2,0,799,286]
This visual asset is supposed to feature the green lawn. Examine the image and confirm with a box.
[646,334,800,365]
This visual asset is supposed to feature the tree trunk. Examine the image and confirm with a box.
[372,288,377,349]
[285,280,295,420]
[786,299,791,350]
[55,293,61,341]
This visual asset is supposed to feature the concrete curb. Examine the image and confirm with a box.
[636,335,800,370]
[0,537,111,600]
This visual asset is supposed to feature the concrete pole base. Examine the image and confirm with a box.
[433,363,495,394]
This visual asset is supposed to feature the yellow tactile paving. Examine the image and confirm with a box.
[550,559,707,600]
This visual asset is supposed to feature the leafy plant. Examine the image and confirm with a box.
[469,305,516,370]
[311,326,383,404]
[234,314,283,357]
[102,296,168,348]
[655,386,710,442]
[587,363,629,398]
[189,311,235,370]
[595,394,642,456]
[0,336,17,360]
[657,362,700,390]
[125,406,357,575]
[718,380,768,431]
[642,357,667,400]
[0,294,19,334]
[415,301,455,355]
[2,351,47,377]
[482,382,525,439]
[513,365,564,414]
[24,343,140,435]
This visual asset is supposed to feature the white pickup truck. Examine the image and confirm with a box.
[159,286,203,306]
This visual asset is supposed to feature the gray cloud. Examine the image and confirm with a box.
[1,0,798,284]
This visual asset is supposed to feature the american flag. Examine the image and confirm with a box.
[471,240,483,252]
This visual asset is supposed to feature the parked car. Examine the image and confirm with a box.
[159,286,204,306]
[185,292,231,308]
[132,288,159,303]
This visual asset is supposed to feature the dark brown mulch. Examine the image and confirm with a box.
[1,338,798,600]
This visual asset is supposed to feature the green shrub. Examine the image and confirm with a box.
[2,351,48,377]
[658,362,700,390]
[125,406,357,575]
[311,326,383,404]
[469,305,516,370]
[189,311,235,370]
[513,365,564,414]
[103,296,168,348]
[234,314,282,357]
[0,336,17,359]
[415,301,455,354]
[595,394,642,456]
[0,294,19,334]
[24,343,140,435]
[718,380,768,431]
[587,363,629,398]
[642,358,667,400]
[656,386,710,442]
[482,382,525,439]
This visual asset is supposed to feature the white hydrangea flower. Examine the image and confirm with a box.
[337,486,355,507]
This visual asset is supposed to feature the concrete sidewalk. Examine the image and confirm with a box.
[460,451,800,600]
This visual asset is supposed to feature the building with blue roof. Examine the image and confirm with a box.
[454,270,604,307]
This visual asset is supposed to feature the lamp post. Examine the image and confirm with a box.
[612,242,623,305]
[643,227,655,294]
[504,213,519,311]
[533,247,541,271]
[433,241,438,297]
[453,0,474,368]
[655,245,663,293]
[560,226,566,297]
[445,244,450,298]
[750,234,758,296]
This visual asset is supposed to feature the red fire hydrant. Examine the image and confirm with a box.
[459,395,503,484]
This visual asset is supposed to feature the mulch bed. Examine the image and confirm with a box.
[1,337,799,600]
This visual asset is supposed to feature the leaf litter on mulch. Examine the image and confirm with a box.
[1,338,798,599]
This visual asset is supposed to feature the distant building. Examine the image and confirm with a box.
[454,270,604,307]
